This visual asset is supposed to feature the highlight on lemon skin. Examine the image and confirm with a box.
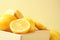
[0,14,16,31]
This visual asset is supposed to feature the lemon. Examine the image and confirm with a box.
[50,29,60,40]
[24,18,36,32]
[10,18,30,34]
[4,9,24,19]
[0,14,16,31]
[34,21,47,30]
[10,17,36,34]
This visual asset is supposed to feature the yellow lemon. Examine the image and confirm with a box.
[50,29,60,40]
[34,21,47,30]
[0,14,16,31]
[4,9,24,19]
[10,18,31,34]
[23,18,36,32]
[10,17,36,34]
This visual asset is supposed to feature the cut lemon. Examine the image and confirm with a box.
[0,14,16,31]
[4,9,24,19]
[10,18,31,34]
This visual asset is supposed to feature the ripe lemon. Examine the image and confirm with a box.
[10,18,31,34]
[4,9,24,19]
[34,21,47,30]
[0,14,16,31]
[10,18,36,34]
[23,18,36,32]
[50,29,60,40]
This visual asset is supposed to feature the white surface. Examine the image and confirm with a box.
[0,31,21,40]
[0,30,50,40]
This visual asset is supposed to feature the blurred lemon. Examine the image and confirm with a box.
[10,18,36,34]
[10,18,30,34]
[34,21,47,30]
[24,18,36,32]
[0,14,16,31]
[4,9,24,19]
[50,29,60,40]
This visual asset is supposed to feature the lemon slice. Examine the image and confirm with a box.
[10,19,30,34]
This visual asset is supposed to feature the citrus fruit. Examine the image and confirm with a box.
[50,29,60,40]
[10,18,31,34]
[14,10,24,19]
[4,9,24,19]
[10,17,36,34]
[0,14,16,31]
[23,18,36,32]
[34,21,47,30]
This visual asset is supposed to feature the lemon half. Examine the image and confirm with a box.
[10,18,31,34]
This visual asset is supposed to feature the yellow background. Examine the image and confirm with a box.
[0,0,60,33]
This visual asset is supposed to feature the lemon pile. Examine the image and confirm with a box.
[0,10,60,40]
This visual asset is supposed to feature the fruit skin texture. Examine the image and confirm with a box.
[14,10,24,19]
[4,10,24,19]
[0,14,16,31]
[34,21,47,30]
[23,18,36,32]
[50,30,60,40]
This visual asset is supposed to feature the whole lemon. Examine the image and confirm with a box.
[0,14,16,31]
